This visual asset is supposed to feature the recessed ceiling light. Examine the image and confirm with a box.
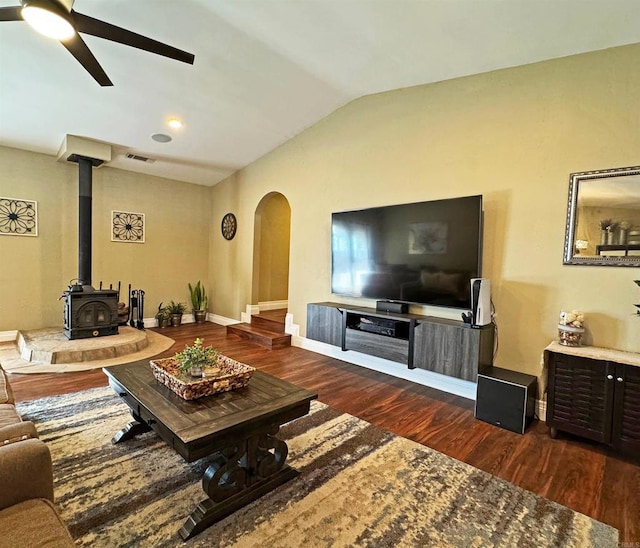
[151,133,172,143]
[167,117,183,129]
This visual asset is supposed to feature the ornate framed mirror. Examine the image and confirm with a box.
[564,165,640,266]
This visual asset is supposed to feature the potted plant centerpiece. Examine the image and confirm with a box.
[188,281,208,324]
[149,338,255,400]
[166,300,187,327]
[174,337,219,378]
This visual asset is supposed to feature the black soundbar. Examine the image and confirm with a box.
[375,301,408,314]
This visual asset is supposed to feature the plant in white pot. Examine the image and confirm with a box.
[188,281,208,323]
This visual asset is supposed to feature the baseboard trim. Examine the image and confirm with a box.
[284,313,300,337]
[537,399,547,422]
[258,300,288,311]
[242,305,259,323]
[207,313,241,326]
[0,330,18,343]
[241,301,289,322]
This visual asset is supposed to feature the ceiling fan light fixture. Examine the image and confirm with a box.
[22,1,75,41]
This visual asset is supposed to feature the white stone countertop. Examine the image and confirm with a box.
[544,341,640,368]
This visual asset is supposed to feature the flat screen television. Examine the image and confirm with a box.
[331,195,483,310]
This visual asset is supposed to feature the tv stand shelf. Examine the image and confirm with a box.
[307,302,494,382]
[342,306,416,366]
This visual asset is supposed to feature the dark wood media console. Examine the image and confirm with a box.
[307,302,494,382]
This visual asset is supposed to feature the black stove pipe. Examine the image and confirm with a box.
[78,157,93,287]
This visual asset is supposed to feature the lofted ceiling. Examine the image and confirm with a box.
[1,0,639,187]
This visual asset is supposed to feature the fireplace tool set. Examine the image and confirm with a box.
[97,282,146,329]
[128,287,146,329]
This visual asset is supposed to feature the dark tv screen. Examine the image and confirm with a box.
[331,195,483,309]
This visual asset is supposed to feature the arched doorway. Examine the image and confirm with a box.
[252,192,291,310]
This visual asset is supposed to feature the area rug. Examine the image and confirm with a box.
[17,387,618,547]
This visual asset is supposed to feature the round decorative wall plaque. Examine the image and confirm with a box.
[221,212,237,240]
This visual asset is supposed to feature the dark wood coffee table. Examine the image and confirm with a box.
[103,360,317,540]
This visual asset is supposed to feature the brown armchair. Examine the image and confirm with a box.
[0,383,74,547]
[0,423,54,509]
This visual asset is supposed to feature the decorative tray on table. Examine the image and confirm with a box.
[149,356,255,400]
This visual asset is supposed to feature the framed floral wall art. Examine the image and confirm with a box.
[111,211,145,243]
[0,197,38,236]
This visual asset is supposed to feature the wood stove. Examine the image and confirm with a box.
[63,155,119,340]
[64,286,119,339]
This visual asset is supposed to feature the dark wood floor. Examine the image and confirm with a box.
[8,322,639,542]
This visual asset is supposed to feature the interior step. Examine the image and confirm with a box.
[226,322,291,350]
[250,309,287,333]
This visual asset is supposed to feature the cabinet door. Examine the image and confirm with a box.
[547,353,615,444]
[306,304,342,346]
[611,363,640,456]
[414,322,479,381]
[344,327,409,364]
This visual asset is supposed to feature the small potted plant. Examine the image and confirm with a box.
[166,300,187,327]
[188,281,208,324]
[155,302,170,328]
[174,337,220,378]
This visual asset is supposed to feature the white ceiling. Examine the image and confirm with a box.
[1,0,639,187]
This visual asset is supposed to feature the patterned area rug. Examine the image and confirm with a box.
[17,387,618,547]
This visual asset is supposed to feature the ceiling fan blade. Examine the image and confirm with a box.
[71,11,195,65]
[61,33,113,86]
[0,6,22,21]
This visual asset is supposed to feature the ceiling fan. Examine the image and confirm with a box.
[0,0,195,86]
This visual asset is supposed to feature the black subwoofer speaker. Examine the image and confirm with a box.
[475,367,537,434]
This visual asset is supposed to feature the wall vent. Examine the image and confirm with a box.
[125,153,155,164]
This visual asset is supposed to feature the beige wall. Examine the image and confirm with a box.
[208,44,640,378]
[0,146,210,330]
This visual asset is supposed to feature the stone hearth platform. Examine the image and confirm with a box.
[0,327,174,374]
[18,327,152,364]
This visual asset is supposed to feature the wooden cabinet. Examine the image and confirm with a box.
[546,352,613,443]
[344,327,410,364]
[307,302,494,382]
[306,303,343,346]
[611,362,640,455]
[545,343,640,457]
[414,320,493,382]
